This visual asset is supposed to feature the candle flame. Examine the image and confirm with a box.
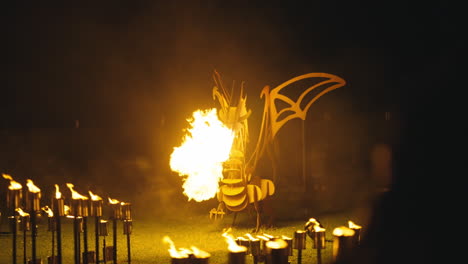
[26,179,41,193]
[2,173,22,190]
[348,220,362,229]
[42,206,54,217]
[89,190,102,201]
[162,236,189,258]
[16,207,30,217]
[222,228,247,252]
[66,183,88,200]
[55,184,62,199]
[170,108,235,202]
[332,226,355,237]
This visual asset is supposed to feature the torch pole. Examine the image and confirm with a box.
[113,218,117,264]
[9,216,18,264]
[83,216,88,264]
[31,210,37,264]
[23,224,27,264]
[95,216,100,264]
[56,210,62,264]
[126,230,131,264]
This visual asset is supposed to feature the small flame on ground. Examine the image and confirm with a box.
[348,220,362,229]
[332,226,355,237]
[222,228,247,252]
[170,108,235,202]
[42,206,54,217]
[66,183,88,200]
[3,173,22,190]
[16,208,30,217]
[26,179,41,193]
[55,184,62,199]
[89,190,102,201]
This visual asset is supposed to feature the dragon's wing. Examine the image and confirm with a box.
[248,72,346,171]
[267,72,346,138]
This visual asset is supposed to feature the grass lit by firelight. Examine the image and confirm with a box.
[0,209,362,264]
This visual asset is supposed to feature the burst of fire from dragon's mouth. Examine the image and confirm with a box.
[170,108,235,202]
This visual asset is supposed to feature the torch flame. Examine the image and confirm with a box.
[348,220,362,229]
[222,228,247,252]
[26,179,41,193]
[108,197,120,204]
[89,190,102,201]
[64,205,71,215]
[66,183,88,200]
[162,236,189,258]
[55,184,62,199]
[332,226,355,237]
[42,206,54,217]
[191,246,211,258]
[16,208,30,217]
[314,225,326,232]
[170,108,235,202]
[2,173,22,190]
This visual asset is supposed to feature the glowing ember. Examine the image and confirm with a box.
[89,190,102,201]
[162,236,189,258]
[222,229,247,252]
[66,183,88,200]
[2,173,22,190]
[64,205,71,215]
[54,184,62,199]
[26,179,41,193]
[348,220,362,229]
[170,108,235,202]
[332,226,355,237]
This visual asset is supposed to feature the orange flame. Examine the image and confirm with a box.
[222,228,247,252]
[314,225,326,232]
[348,220,362,229]
[162,236,189,258]
[332,226,355,237]
[26,179,41,193]
[66,183,88,200]
[170,108,235,202]
[64,205,71,215]
[2,173,22,190]
[55,184,62,199]
[89,190,102,201]
[16,208,30,217]
[191,246,210,258]
[42,206,54,217]
[108,197,120,204]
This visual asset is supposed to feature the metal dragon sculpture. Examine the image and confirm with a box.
[208,70,346,231]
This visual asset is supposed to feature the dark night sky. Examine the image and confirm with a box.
[1,1,454,199]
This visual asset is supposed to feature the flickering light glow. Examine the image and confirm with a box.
[89,190,102,201]
[108,197,120,204]
[162,236,189,258]
[42,206,54,217]
[66,183,88,200]
[3,173,22,190]
[332,226,355,237]
[26,179,41,193]
[348,221,362,229]
[16,208,30,217]
[170,108,235,202]
[222,229,247,252]
[54,184,62,199]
